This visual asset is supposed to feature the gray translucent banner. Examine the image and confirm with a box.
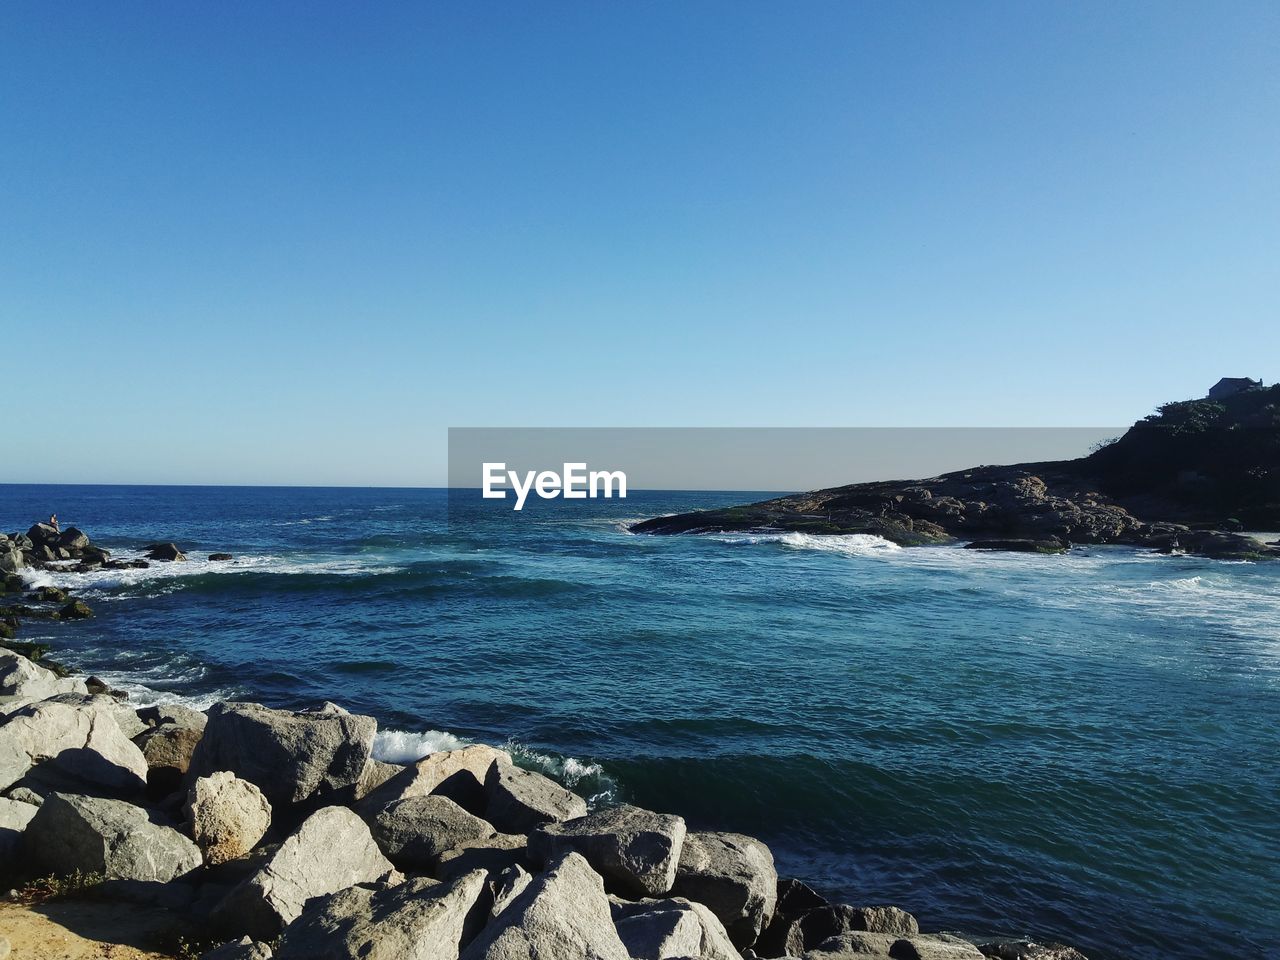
[448,426,1122,501]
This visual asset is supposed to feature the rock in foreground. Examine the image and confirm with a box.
[24,792,201,882]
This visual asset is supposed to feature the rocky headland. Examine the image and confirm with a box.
[0,527,1088,960]
[631,382,1280,560]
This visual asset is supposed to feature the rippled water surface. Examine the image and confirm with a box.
[2,485,1277,960]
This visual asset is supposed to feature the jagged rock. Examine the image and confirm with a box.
[776,878,828,917]
[212,805,394,940]
[190,701,376,807]
[6,785,43,805]
[137,702,209,730]
[186,772,273,865]
[459,851,630,960]
[979,941,1089,960]
[26,523,59,546]
[0,650,88,699]
[59,528,91,551]
[437,833,530,881]
[768,905,919,955]
[483,762,587,834]
[528,804,686,897]
[369,794,495,870]
[275,870,491,960]
[889,935,986,960]
[42,691,147,739]
[358,744,511,816]
[24,792,201,882]
[0,543,23,575]
[613,896,741,960]
[138,719,205,794]
[209,553,234,562]
[145,542,187,562]
[58,599,93,620]
[200,937,274,960]
[32,586,67,603]
[0,695,148,794]
[489,864,532,918]
[85,676,126,698]
[354,756,402,800]
[804,931,898,957]
[0,795,39,872]
[673,831,777,949]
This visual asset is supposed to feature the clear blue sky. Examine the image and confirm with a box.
[2,2,1276,485]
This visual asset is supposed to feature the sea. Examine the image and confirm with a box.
[1,484,1276,960]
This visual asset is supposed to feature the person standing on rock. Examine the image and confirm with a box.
[49,514,59,533]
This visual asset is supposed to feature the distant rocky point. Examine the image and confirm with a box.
[633,380,1280,560]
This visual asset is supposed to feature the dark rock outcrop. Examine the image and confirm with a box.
[632,384,1280,560]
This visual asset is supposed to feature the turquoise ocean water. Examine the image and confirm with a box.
[2,484,1276,960]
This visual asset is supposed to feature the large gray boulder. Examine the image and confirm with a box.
[212,805,394,940]
[483,763,587,834]
[770,905,920,955]
[0,651,87,699]
[673,831,777,949]
[804,931,899,958]
[359,744,511,816]
[888,935,987,960]
[613,896,741,960]
[0,795,38,873]
[460,851,629,960]
[23,792,201,882]
[368,795,495,870]
[275,870,491,960]
[0,696,148,794]
[186,772,273,865]
[529,804,686,897]
[190,701,376,807]
[0,543,24,575]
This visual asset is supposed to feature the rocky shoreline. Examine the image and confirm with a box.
[0,525,1090,960]
[631,384,1280,561]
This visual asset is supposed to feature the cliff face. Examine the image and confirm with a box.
[1081,383,1280,527]
[632,384,1280,559]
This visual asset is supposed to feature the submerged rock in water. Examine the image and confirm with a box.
[144,542,187,562]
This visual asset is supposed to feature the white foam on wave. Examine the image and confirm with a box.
[710,531,902,557]
[35,550,404,598]
[373,728,472,763]
[372,729,617,806]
